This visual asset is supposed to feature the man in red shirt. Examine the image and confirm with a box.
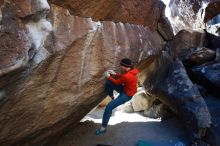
[95,58,139,135]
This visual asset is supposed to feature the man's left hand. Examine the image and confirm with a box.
[108,70,116,75]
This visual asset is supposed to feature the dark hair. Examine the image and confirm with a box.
[120,58,133,68]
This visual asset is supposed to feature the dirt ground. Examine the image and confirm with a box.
[52,108,190,146]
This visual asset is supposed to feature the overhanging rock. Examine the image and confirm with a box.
[143,51,211,138]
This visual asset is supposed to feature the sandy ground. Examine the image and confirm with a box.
[54,108,190,146]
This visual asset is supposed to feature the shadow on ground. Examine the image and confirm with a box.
[51,117,189,146]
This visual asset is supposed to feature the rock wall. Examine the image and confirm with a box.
[0,0,51,77]
[1,0,218,145]
[169,0,220,34]
[142,50,212,143]
[49,0,163,30]
[0,0,166,145]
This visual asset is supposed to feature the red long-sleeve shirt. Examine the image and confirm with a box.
[108,68,139,96]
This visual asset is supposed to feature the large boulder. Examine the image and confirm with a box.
[0,1,31,76]
[169,0,220,34]
[143,102,173,120]
[131,92,149,112]
[183,47,216,67]
[215,48,220,61]
[131,89,153,112]
[157,2,174,41]
[169,0,206,33]
[204,95,220,146]
[166,29,208,60]
[48,4,164,55]
[0,0,52,84]
[158,16,174,41]
[204,1,220,23]
[0,2,164,145]
[204,29,220,50]
[144,51,211,141]
[189,62,220,97]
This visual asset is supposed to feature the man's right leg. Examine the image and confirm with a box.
[95,80,124,135]
[102,92,132,128]
[104,80,123,98]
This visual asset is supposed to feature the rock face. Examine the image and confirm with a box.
[158,16,174,41]
[166,29,208,60]
[204,95,220,146]
[144,52,211,140]
[48,4,163,56]
[204,1,220,23]
[182,47,215,67]
[49,0,174,41]
[169,0,220,34]
[204,29,220,50]
[0,0,52,93]
[143,102,173,120]
[0,1,28,76]
[216,48,220,61]
[169,0,207,33]
[0,1,165,145]
[1,0,218,145]
[189,62,220,97]
[49,0,164,30]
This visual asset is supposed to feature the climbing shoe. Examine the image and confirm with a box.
[95,128,107,135]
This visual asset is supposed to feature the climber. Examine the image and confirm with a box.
[95,58,139,135]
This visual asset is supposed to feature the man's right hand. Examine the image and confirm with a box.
[104,71,110,78]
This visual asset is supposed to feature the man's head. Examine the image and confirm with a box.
[120,58,133,72]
